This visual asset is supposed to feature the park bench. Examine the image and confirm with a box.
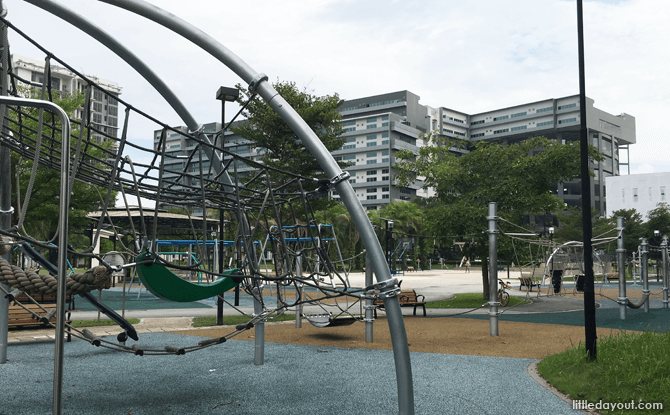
[374,289,426,317]
[519,276,540,291]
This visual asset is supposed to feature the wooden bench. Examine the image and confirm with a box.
[374,289,426,317]
[519,276,540,291]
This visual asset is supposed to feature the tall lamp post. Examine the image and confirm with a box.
[380,218,394,272]
[654,230,661,282]
[215,86,239,324]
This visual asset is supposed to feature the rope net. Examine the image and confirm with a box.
[0,17,370,354]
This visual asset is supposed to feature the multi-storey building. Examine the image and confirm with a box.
[154,90,635,217]
[337,90,636,215]
[11,54,122,145]
[606,172,669,220]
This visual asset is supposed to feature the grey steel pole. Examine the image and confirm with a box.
[252,285,264,365]
[662,236,668,309]
[295,256,302,328]
[0,97,71,415]
[641,239,650,313]
[616,217,627,320]
[94,1,414,412]
[487,202,499,336]
[365,252,374,343]
[0,0,10,366]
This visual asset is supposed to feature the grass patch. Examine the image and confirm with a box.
[538,330,670,414]
[192,313,295,328]
[426,292,530,309]
[70,318,140,328]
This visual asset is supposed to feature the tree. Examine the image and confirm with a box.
[554,206,610,245]
[8,89,116,251]
[394,133,602,299]
[232,80,347,205]
[645,202,670,240]
[609,208,645,255]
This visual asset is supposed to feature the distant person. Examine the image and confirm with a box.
[465,260,471,273]
[417,257,421,271]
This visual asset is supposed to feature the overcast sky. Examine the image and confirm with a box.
[5,0,669,175]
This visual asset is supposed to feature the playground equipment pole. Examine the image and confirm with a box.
[641,238,650,313]
[662,236,668,308]
[616,217,627,320]
[252,285,264,365]
[295,256,302,328]
[0,0,10,365]
[365,252,374,343]
[487,202,499,336]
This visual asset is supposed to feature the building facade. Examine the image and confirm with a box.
[606,172,669,220]
[154,90,636,217]
[12,54,122,145]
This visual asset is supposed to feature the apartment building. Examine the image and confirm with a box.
[11,54,122,145]
[606,172,669,220]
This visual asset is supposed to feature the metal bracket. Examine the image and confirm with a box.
[249,73,268,93]
[0,206,14,214]
[361,318,375,323]
[369,278,401,300]
[329,171,350,187]
[188,124,205,135]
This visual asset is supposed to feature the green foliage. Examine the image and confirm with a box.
[554,206,610,244]
[538,330,670,414]
[9,89,117,249]
[232,80,346,201]
[394,134,602,298]
[610,208,646,253]
[645,202,670,238]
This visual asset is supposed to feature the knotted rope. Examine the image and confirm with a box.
[0,257,111,296]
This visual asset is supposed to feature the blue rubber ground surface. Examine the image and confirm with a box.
[1,334,577,415]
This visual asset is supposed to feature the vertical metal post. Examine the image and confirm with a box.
[641,239,649,313]
[662,236,668,308]
[365,253,374,343]
[252,285,264,365]
[0,0,10,365]
[577,0,597,360]
[295,256,302,328]
[616,217,627,320]
[487,202,499,336]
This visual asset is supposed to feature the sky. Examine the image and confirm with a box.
[4,0,669,175]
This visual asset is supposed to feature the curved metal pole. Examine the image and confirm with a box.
[0,96,71,415]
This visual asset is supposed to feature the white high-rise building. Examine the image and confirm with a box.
[11,54,122,145]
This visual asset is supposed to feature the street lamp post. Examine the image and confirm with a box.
[215,86,239,324]
[380,218,394,271]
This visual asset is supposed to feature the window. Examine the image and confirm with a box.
[367,152,377,157]
[558,117,577,124]
[367,134,377,140]
[93,102,102,112]
[471,133,485,138]
[366,195,377,200]
[381,115,389,121]
[511,112,527,118]
[536,106,553,113]
[382,194,390,199]
[382,187,389,192]
[367,117,377,123]
[399,188,412,194]
[367,170,377,175]
[382,176,389,181]
[381,132,389,138]
[633,188,638,202]
[344,127,356,133]
[662,186,666,201]
[493,115,509,121]
[367,124,377,129]
[382,150,389,156]
[382,158,389,163]
[382,122,389,127]
[367,160,377,165]
[537,121,554,128]
[381,140,389,145]
[471,120,485,125]
[341,144,356,150]
[367,142,377,147]
[349,179,356,184]
[367,188,377,193]
[342,121,356,126]
[93,89,103,101]
[382,169,389,174]
[367,177,377,182]
[558,103,577,110]
[493,128,509,134]
[511,125,527,132]
[650,187,653,202]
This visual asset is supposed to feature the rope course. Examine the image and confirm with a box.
[0,16,383,354]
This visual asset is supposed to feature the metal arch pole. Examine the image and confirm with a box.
[487,202,499,336]
[641,239,650,313]
[616,217,627,320]
[0,97,71,414]
[365,252,374,343]
[94,1,413,412]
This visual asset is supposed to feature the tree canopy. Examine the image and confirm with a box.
[394,133,602,298]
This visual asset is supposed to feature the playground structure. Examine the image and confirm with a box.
[0,2,414,414]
